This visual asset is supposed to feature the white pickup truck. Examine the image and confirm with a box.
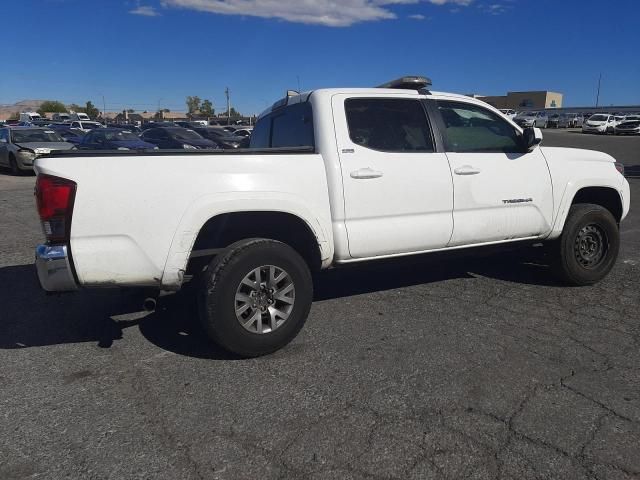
[34,76,630,357]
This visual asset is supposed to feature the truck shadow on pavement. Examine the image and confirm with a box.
[0,247,559,359]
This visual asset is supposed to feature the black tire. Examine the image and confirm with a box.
[9,155,21,176]
[552,204,620,286]
[198,238,313,357]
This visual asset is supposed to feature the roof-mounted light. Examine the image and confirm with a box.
[376,76,432,92]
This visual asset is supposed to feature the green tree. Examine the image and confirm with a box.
[37,100,67,116]
[84,101,99,119]
[186,96,201,115]
[127,108,135,114]
[200,99,214,116]
[68,103,84,113]
[229,107,241,117]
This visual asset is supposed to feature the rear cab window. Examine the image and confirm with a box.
[250,102,314,149]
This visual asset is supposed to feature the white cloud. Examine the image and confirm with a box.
[408,13,426,20]
[129,5,160,16]
[161,0,474,26]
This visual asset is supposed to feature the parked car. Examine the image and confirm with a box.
[52,113,71,122]
[175,121,207,129]
[232,128,253,138]
[514,111,548,128]
[582,114,616,134]
[558,113,583,128]
[69,120,104,132]
[19,112,42,123]
[547,113,561,128]
[106,123,141,134]
[141,121,179,131]
[70,112,91,121]
[33,75,630,357]
[498,109,516,119]
[614,115,640,135]
[78,128,158,151]
[0,127,74,174]
[140,127,219,149]
[191,126,244,149]
[48,125,86,145]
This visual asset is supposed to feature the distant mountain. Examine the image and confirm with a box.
[0,100,47,120]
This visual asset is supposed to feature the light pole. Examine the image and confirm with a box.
[225,87,231,125]
[595,73,602,108]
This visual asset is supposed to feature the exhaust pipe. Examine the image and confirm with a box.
[143,297,157,312]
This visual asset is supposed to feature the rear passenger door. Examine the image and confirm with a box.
[433,100,553,246]
[333,94,454,258]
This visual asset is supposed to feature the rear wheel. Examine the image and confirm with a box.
[552,204,620,286]
[198,238,313,357]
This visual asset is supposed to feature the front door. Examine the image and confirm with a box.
[432,100,553,246]
[332,94,454,259]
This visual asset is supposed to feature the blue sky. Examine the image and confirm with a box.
[2,0,639,115]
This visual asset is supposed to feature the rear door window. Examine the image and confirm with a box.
[344,98,434,152]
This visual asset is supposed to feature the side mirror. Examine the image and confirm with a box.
[522,127,543,151]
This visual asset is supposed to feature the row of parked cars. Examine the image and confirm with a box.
[500,109,640,135]
[0,121,254,174]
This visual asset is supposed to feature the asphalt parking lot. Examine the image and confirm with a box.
[1,130,639,480]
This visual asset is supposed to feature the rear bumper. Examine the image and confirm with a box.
[35,244,78,292]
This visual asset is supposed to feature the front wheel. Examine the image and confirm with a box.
[552,204,620,286]
[198,238,313,357]
[9,155,21,176]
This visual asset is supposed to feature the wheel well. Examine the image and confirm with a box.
[571,187,622,222]
[188,211,322,273]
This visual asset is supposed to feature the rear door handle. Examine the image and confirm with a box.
[350,167,384,179]
[454,165,481,175]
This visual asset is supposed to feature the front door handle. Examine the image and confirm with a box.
[350,167,384,179]
[454,165,481,176]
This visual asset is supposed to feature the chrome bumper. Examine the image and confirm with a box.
[35,245,78,292]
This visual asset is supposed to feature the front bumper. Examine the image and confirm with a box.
[35,245,78,292]
[582,126,606,133]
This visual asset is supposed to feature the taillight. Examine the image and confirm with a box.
[35,174,77,243]
[614,162,625,176]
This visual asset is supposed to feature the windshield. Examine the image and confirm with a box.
[11,129,65,143]
[104,131,139,141]
[589,115,608,121]
[170,129,203,140]
[522,112,536,117]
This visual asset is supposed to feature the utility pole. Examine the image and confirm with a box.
[595,73,602,108]
[102,95,106,125]
[225,87,230,125]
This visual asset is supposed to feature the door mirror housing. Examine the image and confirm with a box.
[522,127,543,152]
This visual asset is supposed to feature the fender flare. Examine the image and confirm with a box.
[548,180,625,239]
[161,191,333,288]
